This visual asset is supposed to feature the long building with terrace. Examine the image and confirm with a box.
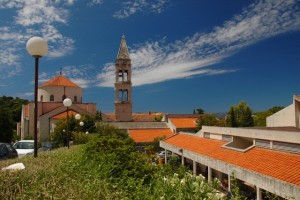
[160,96,300,199]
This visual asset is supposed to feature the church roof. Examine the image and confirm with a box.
[40,74,81,88]
[117,35,130,60]
[51,110,79,119]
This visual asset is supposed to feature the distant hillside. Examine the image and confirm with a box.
[212,112,227,120]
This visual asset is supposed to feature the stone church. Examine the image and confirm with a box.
[18,35,196,141]
[18,73,97,141]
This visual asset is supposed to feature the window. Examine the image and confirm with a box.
[124,90,128,102]
[74,96,77,102]
[40,95,43,102]
[118,70,123,81]
[50,95,54,101]
[118,89,129,102]
[118,90,123,102]
[122,59,126,64]
[124,70,128,81]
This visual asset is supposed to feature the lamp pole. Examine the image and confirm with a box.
[79,121,84,135]
[26,37,48,158]
[63,98,72,148]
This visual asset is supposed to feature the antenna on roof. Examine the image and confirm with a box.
[60,67,62,75]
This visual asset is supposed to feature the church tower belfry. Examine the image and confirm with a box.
[114,35,132,121]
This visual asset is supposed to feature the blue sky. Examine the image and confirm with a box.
[0,0,300,114]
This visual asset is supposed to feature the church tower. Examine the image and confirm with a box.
[114,35,132,121]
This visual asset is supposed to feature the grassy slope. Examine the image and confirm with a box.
[0,145,119,200]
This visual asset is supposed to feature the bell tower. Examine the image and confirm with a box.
[114,35,132,121]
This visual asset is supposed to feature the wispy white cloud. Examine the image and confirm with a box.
[0,0,75,79]
[87,0,103,7]
[59,65,96,88]
[96,0,300,87]
[113,0,169,19]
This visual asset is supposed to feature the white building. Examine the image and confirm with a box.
[267,95,300,128]
[160,95,300,199]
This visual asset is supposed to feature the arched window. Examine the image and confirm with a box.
[40,95,43,102]
[124,70,128,82]
[74,96,77,102]
[124,89,128,102]
[50,95,54,102]
[118,70,123,81]
[118,90,123,102]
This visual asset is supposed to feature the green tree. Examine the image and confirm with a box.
[79,113,97,133]
[254,106,284,126]
[0,96,29,126]
[226,106,237,127]
[196,114,226,130]
[0,107,14,142]
[196,114,217,130]
[194,108,204,114]
[151,136,167,152]
[0,96,29,142]
[226,101,254,127]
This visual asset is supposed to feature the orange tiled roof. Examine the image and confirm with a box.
[102,113,164,122]
[40,75,80,88]
[169,118,198,128]
[132,113,164,122]
[129,129,173,143]
[51,110,79,119]
[164,134,300,186]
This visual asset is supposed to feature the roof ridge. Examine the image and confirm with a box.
[40,74,81,88]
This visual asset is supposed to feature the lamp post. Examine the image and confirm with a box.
[26,37,48,158]
[79,121,84,135]
[75,113,82,133]
[63,98,72,148]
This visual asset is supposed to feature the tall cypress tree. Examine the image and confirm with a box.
[226,106,237,127]
[226,101,253,127]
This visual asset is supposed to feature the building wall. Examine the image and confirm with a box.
[266,104,295,127]
[160,140,300,199]
[115,102,132,122]
[38,86,82,103]
[20,101,97,141]
[166,120,176,133]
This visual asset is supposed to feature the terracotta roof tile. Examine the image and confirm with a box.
[40,75,80,88]
[129,129,173,143]
[132,113,164,122]
[167,114,199,118]
[169,117,198,128]
[51,110,79,119]
[164,134,300,186]
[102,113,164,122]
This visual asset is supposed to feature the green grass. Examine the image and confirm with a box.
[0,145,121,200]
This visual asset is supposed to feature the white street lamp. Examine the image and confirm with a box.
[79,121,84,127]
[26,36,48,158]
[75,113,81,120]
[63,98,72,148]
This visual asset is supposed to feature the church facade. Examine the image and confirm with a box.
[18,73,96,141]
